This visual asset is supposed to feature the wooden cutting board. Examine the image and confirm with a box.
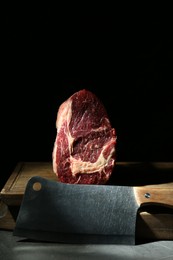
[0,161,173,243]
[0,162,57,206]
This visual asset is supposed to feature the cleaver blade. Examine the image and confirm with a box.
[13,176,173,245]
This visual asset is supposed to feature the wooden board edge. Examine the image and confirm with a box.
[136,211,173,242]
[0,162,24,196]
[0,200,16,230]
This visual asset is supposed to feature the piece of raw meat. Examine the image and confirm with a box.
[52,89,117,184]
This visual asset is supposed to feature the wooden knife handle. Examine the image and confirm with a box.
[134,183,173,208]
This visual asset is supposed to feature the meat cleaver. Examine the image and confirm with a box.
[13,176,173,245]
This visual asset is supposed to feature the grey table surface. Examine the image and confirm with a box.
[0,230,173,260]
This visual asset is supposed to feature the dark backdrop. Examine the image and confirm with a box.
[1,9,173,189]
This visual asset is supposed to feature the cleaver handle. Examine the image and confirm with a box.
[134,184,173,208]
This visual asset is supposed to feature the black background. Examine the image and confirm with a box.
[1,7,173,189]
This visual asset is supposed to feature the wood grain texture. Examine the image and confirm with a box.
[0,162,57,205]
[134,185,173,208]
[136,211,173,243]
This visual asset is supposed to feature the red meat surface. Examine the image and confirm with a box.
[52,89,117,184]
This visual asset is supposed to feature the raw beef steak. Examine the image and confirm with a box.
[52,89,117,184]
